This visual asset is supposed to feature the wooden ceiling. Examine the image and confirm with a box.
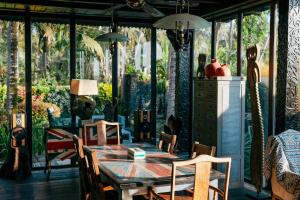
[0,0,269,24]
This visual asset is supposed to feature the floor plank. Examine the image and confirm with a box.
[0,168,265,200]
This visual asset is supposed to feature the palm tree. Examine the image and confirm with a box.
[6,21,19,127]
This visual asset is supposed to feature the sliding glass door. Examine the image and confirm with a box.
[0,20,25,166]
[31,22,70,167]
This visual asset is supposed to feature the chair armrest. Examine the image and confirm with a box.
[280,170,300,194]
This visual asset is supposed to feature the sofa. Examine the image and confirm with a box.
[265,129,300,200]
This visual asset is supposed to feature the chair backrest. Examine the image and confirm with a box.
[170,155,231,200]
[191,141,216,159]
[83,146,101,199]
[72,135,90,199]
[83,120,120,146]
[73,135,84,161]
[83,146,100,179]
[158,132,177,154]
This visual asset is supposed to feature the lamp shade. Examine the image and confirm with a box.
[96,32,128,42]
[153,13,210,30]
[70,79,98,95]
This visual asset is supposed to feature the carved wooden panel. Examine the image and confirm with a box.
[276,0,300,133]
[176,49,191,150]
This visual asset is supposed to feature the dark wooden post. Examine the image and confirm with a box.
[189,30,194,153]
[211,20,216,60]
[237,12,243,76]
[25,13,32,166]
[269,2,277,136]
[70,18,76,128]
[276,0,300,133]
[150,27,157,144]
[112,23,118,121]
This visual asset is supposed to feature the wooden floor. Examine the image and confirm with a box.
[0,168,266,200]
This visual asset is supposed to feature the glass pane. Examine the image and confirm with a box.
[31,22,70,167]
[242,8,270,180]
[76,25,112,118]
[118,27,151,141]
[216,18,237,75]
[0,20,25,166]
[194,25,212,76]
[156,30,173,140]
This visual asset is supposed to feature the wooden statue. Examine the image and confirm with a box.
[246,45,264,194]
[196,54,207,79]
[0,127,31,180]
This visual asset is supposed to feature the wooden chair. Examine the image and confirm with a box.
[191,141,216,159]
[83,120,120,146]
[158,132,177,154]
[72,135,90,200]
[149,155,231,200]
[83,146,114,200]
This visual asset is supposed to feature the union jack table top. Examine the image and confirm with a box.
[90,143,225,191]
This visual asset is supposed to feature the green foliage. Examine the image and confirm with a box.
[44,86,70,117]
[95,83,112,114]
[0,125,9,159]
[0,85,7,127]
[32,118,47,155]
[125,64,136,75]
[242,12,268,48]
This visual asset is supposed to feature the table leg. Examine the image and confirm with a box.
[118,189,133,200]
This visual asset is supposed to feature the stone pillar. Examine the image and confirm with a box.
[276,0,300,133]
[167,30,192,151]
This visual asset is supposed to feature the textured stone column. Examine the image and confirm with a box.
[167,30,192,151]
[276,0,300,133]
[175,49,191,150]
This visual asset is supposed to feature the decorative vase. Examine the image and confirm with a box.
[205,59,221,79]
[216,64,231,76]
[196,54,207,79]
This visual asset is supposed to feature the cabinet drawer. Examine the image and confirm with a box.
[205,102,217,113]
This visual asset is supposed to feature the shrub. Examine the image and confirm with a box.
[0,125,9,160]
[95,83,112,114]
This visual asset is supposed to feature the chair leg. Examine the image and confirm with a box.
[213,190,217,200]
[148,188,153,200]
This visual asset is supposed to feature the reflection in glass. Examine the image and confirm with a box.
[216,19,237,74]
[118,27,152,136]
[194,25,212,76]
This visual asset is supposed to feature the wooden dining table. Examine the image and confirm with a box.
[90,143,225,200]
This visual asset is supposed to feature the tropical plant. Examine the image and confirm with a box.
[0,125,9,159]
[95,83,113,114]
[6,21,19,125]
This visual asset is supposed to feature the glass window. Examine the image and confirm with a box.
[216,18,238,75]
[76,25,112,117]
[31,22,70,167]
[194,25,212,76]
[118,27,151,140]
[0,20,25,166]
[156,30,173,139]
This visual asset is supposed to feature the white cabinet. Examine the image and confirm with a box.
[193,76,245,188]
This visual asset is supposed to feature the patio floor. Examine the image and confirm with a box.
[0,167,271,200]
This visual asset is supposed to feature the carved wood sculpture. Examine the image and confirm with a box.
[246,45,264,193]
[0,127,31,180]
